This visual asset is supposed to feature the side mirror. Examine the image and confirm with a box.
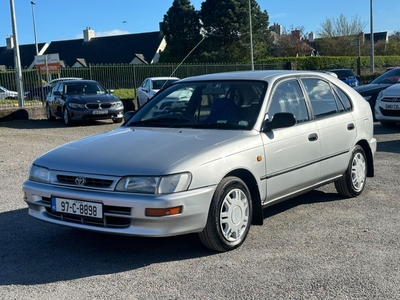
[262,112,296,132]
[123,110,136,122]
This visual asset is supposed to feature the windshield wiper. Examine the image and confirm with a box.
[127,117,194,127]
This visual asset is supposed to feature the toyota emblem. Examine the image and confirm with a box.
[75,176,86,186]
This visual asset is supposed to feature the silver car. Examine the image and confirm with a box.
[23,70,377,252]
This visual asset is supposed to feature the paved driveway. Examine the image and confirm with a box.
[0,120,399,299]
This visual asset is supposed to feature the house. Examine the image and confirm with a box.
[0,36,47,69]
[0,26,166,69]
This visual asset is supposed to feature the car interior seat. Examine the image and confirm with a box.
[204,97,239,123]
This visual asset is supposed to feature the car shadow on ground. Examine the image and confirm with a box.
[262,189,343,219]
[0,189,342,286]
[0,119,117,129]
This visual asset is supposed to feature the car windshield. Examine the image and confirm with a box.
[126,80,267,130]
[331,70,355,79]
[65,82,106,95]
[152,79,179,90]
[370,68,400,84]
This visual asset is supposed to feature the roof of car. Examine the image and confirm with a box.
[148,77,180,81]
[179,70,336,82]
[44,77,83,86]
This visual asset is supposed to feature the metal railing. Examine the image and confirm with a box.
[0,62,287,108]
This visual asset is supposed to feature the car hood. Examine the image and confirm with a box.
[380,83,400,96]
[34,127,244,176]
[354,83,391,94]
[67,94,120,103]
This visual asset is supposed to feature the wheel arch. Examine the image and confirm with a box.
[225,168,264,225]
[356,139,374,177]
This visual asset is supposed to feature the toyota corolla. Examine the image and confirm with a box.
[23,70,376,252]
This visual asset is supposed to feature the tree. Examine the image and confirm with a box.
[160,0,203,63]
[271,26,314,57]
[199,0,271,62]
[317,14,366,38]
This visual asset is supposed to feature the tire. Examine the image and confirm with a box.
[45,105,55,120]
[199,176,252,252]
[113,117,123,123]
[63,108,73,126]
[335,145,367,198]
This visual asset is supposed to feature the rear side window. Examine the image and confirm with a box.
[332,85,352,111]
[301,78,339,118]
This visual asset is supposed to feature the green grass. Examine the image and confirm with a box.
[112,88,136,99]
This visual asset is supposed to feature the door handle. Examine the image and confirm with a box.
[347,123,355,130]
[308,133,318,141]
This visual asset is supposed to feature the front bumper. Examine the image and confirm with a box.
[69,107,124,121]
[375,104,400,122]
[23,180,215,237]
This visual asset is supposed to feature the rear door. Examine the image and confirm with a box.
[300,77,356,181]
[262,78,321,203]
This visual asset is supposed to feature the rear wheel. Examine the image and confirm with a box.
[335,145,367,198]
[199,176,252,252]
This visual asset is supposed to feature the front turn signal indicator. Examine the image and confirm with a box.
[145,206,183,217]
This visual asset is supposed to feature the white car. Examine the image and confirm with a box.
[23,70,376,252]
[136,77,180,108]
[374,83,400,126]
[0,85,18,100]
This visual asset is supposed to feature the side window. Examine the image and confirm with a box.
[301,78,339,118]
[332,85,352,111]
[268,79,309,123]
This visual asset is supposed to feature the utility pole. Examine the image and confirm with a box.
[370,0,374,74]
[9,0,24,107]
[249,0,254,71]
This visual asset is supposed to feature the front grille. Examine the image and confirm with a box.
[379,107,400,117]
[42,197,132,228]
[57,174,114,188]
[86,103,113,109]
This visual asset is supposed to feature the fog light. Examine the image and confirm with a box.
[145,206,183,217]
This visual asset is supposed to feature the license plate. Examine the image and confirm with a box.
[92,110,108,115]
[51,197,103,219]
[384,104,400,110]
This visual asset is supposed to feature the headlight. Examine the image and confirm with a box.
[115,172,192,194]
[363,95,372,101]
[68,102,86,108]
[112,101,123,108]
[29,165,50,183]
[376,91,384,101]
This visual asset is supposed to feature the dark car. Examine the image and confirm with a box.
[329,69,360,87]
[27,77,82,100]
[354,67,400,116]
[45,79,124,126]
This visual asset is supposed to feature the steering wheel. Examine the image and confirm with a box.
[167,108,197,122]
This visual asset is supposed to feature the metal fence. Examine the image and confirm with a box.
[0,62,287,108]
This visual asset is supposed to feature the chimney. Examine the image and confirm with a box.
[6,35,14,49]
[83,27,94,42]
[308,32,315,42]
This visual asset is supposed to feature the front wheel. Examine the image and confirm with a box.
[199,176,252,252]
[335,145,367,198]
[45,105,55,120]
[63,108,73,126]
[113,117,123,123]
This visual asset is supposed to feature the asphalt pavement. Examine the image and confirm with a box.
[0,119,399,300]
